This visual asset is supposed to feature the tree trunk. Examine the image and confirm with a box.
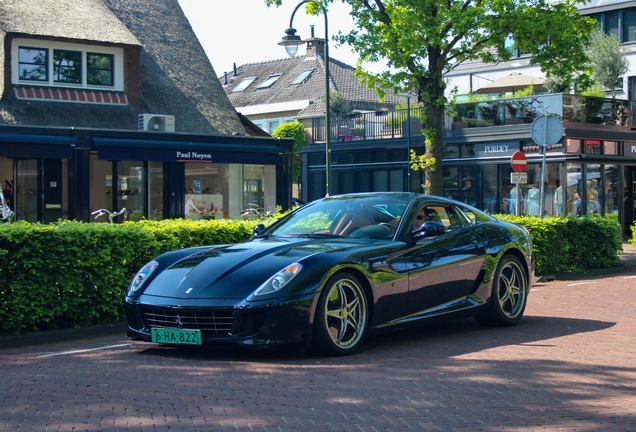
[425,103,444,196]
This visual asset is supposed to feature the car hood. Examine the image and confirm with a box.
[140,237,380,300]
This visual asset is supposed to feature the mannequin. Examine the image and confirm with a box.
[528,185,540,215]
[554,185,563,215]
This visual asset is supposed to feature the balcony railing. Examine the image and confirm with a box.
[309,94,636,144]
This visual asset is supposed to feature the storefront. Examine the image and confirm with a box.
[0,125,294,223]
[301,120,636,238]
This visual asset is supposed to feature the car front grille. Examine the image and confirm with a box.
[140,307,234,336]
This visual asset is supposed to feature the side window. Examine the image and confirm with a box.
[459,208,478,224]
[419,204,461,232]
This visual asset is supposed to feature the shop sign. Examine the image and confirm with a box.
[176,151,213,162]
[624,142,636,157]
[474,142,520,158]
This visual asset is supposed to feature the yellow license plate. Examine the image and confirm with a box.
[151,328,201,345]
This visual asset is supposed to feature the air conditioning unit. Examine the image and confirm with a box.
[138,114,175,132]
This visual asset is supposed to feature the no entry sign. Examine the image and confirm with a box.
[511,151,527,173]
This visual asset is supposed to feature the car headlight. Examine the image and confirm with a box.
[253,263,303,296]
[127,260,159,295]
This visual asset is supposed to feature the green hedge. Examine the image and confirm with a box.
[0,219,257,336]
[0,215,628,336]
[496,215,622,274]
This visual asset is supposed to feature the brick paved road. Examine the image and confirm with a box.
[2,270,636,431]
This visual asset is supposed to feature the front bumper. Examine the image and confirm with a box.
[123,292,317,350]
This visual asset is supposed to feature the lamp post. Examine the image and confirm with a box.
[397,93,413,192]
[279,0,331,196]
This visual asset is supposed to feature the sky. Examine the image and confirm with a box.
[177,0,387,77]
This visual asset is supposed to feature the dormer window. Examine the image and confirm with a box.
[257,73,282,89]
[53,50,81,84]
[12,38,123,91]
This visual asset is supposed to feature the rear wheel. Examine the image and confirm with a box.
[312,272,369,356]
[475,255,528,326]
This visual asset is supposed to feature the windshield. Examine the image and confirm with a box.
[266,196,409,239]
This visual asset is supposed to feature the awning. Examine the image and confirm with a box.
[0,134,74,158]
[476,73,545,94]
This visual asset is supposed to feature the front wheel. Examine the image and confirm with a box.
[475,255,528,326]
[312,272,369,356]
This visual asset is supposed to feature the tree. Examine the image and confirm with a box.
[587,31,629,98]
[272,122,307,196]
[267,0,596,195]
[329,90,352,115]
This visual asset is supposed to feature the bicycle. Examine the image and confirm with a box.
[0,183,14,223]
[91,207,128,223]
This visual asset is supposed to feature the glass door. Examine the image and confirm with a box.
[624,166,636,238]
[16,159,39,222]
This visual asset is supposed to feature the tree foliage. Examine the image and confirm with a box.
[266,0,596,195]
[272,121,307,187]
[587,31,629,98]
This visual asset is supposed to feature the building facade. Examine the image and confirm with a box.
[301,94,636,238]
[0,0,293,223]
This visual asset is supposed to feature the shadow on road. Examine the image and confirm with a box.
[133,315,614,363]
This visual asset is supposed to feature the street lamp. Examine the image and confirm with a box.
[279,0,331,196]
[397,93,413,192]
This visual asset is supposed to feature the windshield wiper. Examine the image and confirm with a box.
[298,233,343,238]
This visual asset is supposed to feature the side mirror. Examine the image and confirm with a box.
[412,221,447,240]
[253,223,266,237]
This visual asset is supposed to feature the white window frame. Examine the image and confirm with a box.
[12,38,124,91]
[252,116,296,134]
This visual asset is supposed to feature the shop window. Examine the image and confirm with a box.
[89,155,112,219]
[355,151,371,164]
[308,172,325,201]
[500,164,518,215]
[356,170,370,192]
[371,150,387,163]
[14,39,122,90]
[567,163,582,216]
[389,170,403,191]
[604,165,619,214]
[604,141,618,155]
[308,152,325,166]
[387,148,406,162]
[15,160,39,222]
[443,167,459,201]
[443,145,459,159]
[585,164,602,215]
[542,162,563,216]
[373,170,388,191]
[479,165,498,214]
[460,144,475,158]
[148,162,163,220]
[585,139,602,155]
[566,139,582,153]
[185,163,228,219]
[117,161,144,221]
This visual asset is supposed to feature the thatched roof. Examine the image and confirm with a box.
[0,0,245,136]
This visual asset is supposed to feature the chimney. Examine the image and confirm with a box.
[233,63,237,77]
[305,25,325,57]
[223,72,228,86]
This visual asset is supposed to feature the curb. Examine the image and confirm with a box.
[0,322,126,350]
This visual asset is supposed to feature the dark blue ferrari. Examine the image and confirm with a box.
[123,193,534,356]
